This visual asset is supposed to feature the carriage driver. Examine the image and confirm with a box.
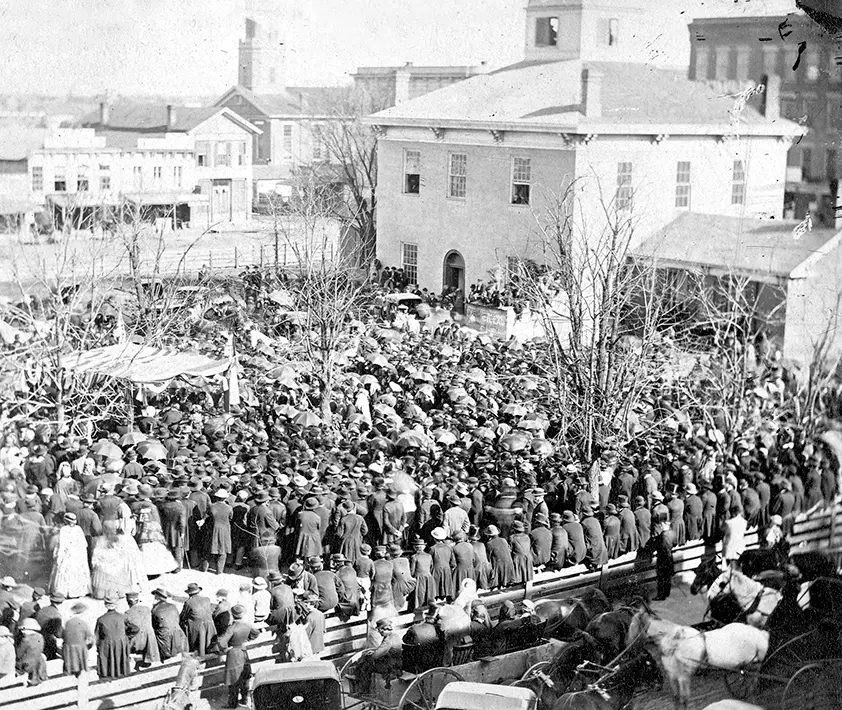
[354,617,403,691]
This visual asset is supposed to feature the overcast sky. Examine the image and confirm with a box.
[0,0,800,96]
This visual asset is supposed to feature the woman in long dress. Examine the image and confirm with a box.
[135,499,177,577]
[49,512,92,598]
[91,521,145,599]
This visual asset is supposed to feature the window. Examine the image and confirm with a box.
[827,149,837,182]
[404,150,421,194]
[282,125,293,159]
[675,161,691,209]
[197,142,209,167]
[802,148,812,181]
[608,18,619,47]
[153,166,163,180]
[174,166,183,187]
[237,141,247,166]
[54,171,65,192]
[616,161,633,210]
[216,142,231,167]
[731,160,746,205]
[99,175,111,191]
[133,165,143,188]
[511,157,531,205]
[448,153,467,199]
[31,166,43,192]
[401,243,418,285]
[535,17,559,47]
[77,177,89,192]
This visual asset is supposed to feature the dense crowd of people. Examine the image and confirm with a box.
[0,265,837,699]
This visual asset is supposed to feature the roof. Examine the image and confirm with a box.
[0,128,46,161]
[366,60,805,136]
[436,683,537,710]
[635,213,842,281]
[82,104,260,136]
[216,84,349,118]
[252,661,340,687]
[64,342,232,384]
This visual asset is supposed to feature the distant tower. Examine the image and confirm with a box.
[238,4,286,93]
[524,0,652,63]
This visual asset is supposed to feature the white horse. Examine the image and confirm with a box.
[701,702,765,710]
[627,608,769,710]
[706,568,781,629]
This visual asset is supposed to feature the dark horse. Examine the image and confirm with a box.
[552,649,662,710]
[535,588,612,640]
[583,598,649,664]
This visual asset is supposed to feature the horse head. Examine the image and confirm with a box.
[705,567,733,603]
[625,608,651,649]
[692,556,721,595]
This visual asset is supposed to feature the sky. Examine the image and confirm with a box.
[0,0,801,97]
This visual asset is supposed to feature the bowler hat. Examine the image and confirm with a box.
[152,588,169,599]
[185,583,202,595]
[511,520,525,533]
[231,604,245,620]
[562,511,577,523]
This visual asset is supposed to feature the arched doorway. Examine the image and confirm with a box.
[443,250,465,294]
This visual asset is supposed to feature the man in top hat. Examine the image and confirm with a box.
[267,571,295,629]
[383,486,406,546]
[179,583,216,656]
[615,495,639,555]
[682,484,703,542]
[159,488,187,573]
[633,496,652,548]
[15,618,46,685]
[561,511,586,566]
[35,591,65,660]
[295,497,323,559]
[203,488,233,575]
[125,590,160,665]
[94,594,132,680]
[216,604,259,708]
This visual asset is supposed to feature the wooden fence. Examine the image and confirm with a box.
[8,508,842,710]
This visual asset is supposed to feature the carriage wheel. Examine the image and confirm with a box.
[398,668,464,710]
[723,663,760,700]
[513,661,552,686]
[782,663,835,710]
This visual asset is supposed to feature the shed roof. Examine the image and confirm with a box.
[635,213,842,281]
[367,60,804,136]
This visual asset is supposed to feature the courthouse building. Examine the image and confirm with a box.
[366,0,805,294]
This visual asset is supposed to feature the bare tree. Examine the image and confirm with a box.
[272,171,371,423]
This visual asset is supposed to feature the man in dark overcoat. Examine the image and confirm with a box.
[94,594,133,679]
[159,489,187,572]
[216,604,259,708]
[179,582,216,655]
[151,587,188,660]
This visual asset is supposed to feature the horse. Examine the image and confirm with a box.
[701,703,764,710]
[535,588,612,640]
[690,555,721,595]
[691,557,745,625]
[551,649,662,710]
[626,608,769,710]
[517,630,601,704]
[582,600,646,664]
[706,568,781,629]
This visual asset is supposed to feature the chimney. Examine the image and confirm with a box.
[581,68,603,119]
[166,104,176,130]
[762,74,780,121]
[99,101,109,126]
[395,64,413,105]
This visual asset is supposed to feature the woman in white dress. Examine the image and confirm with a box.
[49,512,92,598]
[90,520,145,599]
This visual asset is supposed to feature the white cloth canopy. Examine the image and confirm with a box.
[64,342,232,384]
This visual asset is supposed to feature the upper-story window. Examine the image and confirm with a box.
[237,142,247,167]
[608,18,619,46]
[153,166,163,180]
[133,166,143,189]
[216,142,231,167]
[616,161,633,210]
[535,17,558,47]
[511,157,531,205]
[448,153,467,199]
[197,142,209,167]
[404,150,421,194]
[174,166,183,188]
[675,161,691,210]
[282,125,293,160]
[31,166,43,192]
[731,160,746,205]
[54,171,66,193]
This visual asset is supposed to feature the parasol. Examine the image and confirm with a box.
[518,419,545,433]
[472,427,496,441]
[267,289,294,307]
[466,367,486,384]
[502,403,528,417]
[295,411,322,427]
[396,431,431,449]
[499,433,530,452]
[275,405,300,419]
[366,353,391,368]
[267,365,299,381]
[360,374,380,390]
[411,370,435,383]
[91,440,122,459]
[433,429,458,446]
[388,382,403,393]
[136,441,167,460]
[404,403,425,421]
[531,438,554,456]
[370,436,393,451]
[448,386,469,402]
[374,403,397,417]
[118,432,147,447]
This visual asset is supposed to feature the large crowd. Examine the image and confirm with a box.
[0,265,837,703]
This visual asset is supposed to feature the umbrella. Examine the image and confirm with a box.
[483,381,503,393]
[466,367,486,384]
[367,353,391,368]
[275,405,300,419]
[433,429,458,446]
[531,439,554,456]
[448,387,469,402]
[397,431,430,449]
[136,441,167,460]
[118,431,146,447]
[361,374,380,389]
[162,410,183,425]
[91,440,122,459]
[439,344,457,358]
[388,382,403,393]
[404,403,425,421]
[370,436,393,451]
[472,427,496,441]
[295,411,322,427]
[374,403,397,417]
[412,370,435,383]
[518,419,545,433]
[268,365,299,380]
[502,403,528,417]
[499,433,530,452]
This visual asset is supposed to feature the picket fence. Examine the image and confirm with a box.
[2,505,836,710]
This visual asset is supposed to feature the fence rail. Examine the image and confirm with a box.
[6,504,840,710]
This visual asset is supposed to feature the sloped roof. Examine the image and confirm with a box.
[81,104,218,132]
[635,213,842,281]
[367,60,804,135]
[216,84,349,118]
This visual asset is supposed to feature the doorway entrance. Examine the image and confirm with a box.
[443,250,465,293]
[212,179,232,221]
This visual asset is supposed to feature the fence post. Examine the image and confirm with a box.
[260,245,264,268]
[235,247,238,269]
